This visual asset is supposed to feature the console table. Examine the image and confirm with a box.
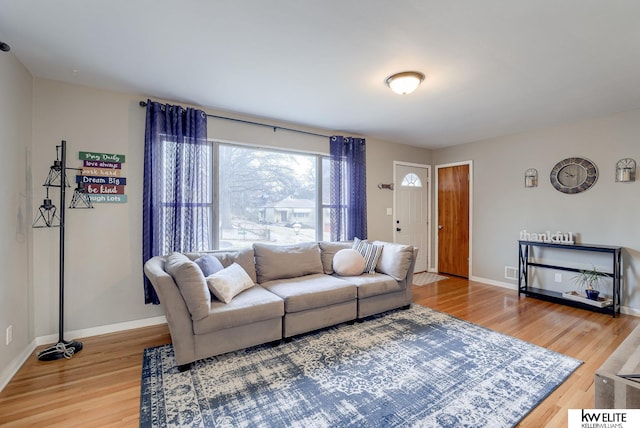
[518,240,621,317]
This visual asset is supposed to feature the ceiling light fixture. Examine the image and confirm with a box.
[385,71,425,95]
[0,41,11,52]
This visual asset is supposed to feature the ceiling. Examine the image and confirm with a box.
[2,0,640,149]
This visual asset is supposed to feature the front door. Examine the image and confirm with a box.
[394,163,429,273]
[437,163,470,278]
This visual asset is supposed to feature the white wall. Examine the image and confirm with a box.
[30,79,431,338]
[433,109,640,314]
[0,51,33,385]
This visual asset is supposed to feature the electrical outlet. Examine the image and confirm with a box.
[554,273,562,283]
[6,325,12,345]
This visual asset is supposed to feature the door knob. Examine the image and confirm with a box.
[438,225,443,230]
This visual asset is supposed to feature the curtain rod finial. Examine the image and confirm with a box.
[139,101,147,107]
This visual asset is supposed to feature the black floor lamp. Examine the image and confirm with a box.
[33,140,93,361]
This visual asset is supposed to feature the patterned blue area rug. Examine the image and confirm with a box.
[140,305,581,427]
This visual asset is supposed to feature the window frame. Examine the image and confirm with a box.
[209,139,328,249]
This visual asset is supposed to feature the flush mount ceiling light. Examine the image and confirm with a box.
[385,71,425,95]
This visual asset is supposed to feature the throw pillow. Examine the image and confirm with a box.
[332,249,366,276]
[164,252,211,320]
[194,254,224,277]
[206,262,254,304]
[319,241,353,274]
[372,240,414,281]
[352,237,383,274]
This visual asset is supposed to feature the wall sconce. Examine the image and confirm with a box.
[615,158,636,182]
[524,168,538,188]
[377,183,394,190]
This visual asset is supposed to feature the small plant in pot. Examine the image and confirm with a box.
[572,265,609,301]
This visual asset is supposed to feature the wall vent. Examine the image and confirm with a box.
[504,266,518,280]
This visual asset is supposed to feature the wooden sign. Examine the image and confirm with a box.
[89,195,128,203]
[85,184,126,194]
[79,151,125,163]
[79,150,128,204]
[83,160,121,169]
[81,167,122,177]
[76,175,126,186]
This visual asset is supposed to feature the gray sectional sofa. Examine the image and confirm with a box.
[143,240,417,369]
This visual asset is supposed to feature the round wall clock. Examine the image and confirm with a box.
[550,157,598,194]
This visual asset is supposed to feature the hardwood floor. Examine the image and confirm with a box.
[1,277,637,427]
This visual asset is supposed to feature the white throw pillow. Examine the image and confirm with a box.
[206,263,254,304]
[333,249,366,276]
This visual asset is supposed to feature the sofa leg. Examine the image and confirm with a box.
[346,319,355,325]
[401,304,411,310]
[356,318,364,323]
[284,337,293,343]
[177,363,191,372]
[269,340,282,347]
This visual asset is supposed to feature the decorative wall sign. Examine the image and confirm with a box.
[89,194,128,203]
[83,160,121,169]
[519,229,574,244]
[79,151,127,204]
[81,167,122,177]
[79,151,125,163]
[85,184,126,194]
[76,175,126,185]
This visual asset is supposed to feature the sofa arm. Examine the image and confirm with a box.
[144,256,196,365]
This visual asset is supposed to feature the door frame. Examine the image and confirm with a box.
[435,160,473,277]
[393,161,431,272]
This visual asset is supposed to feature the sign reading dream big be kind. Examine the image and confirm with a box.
[78,151,127,203]
[520,229,574,244]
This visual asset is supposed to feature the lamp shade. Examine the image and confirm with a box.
[385,71,425,95]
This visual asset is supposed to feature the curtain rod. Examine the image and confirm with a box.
[139,101,330,139]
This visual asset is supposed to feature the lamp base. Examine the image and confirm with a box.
[37,340,83,361]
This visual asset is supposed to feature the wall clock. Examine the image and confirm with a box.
[550,157,598,194]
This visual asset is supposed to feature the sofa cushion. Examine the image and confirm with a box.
[345,273,403,299]
[185,248,257,283]
[194,254,224,277]
[193,285,284,335]
[319,241,352,274]
[373,241,413,281]
[353,237,383,274]
[164,252,210,321]
[206,263,254,304]
[261,273,356,313]
[333,249,366,276]
[253,242,324,283]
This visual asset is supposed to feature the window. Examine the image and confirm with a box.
[216,143,329,248]
[401,172,422,187]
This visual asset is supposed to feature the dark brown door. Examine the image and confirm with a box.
[437,164,470,278]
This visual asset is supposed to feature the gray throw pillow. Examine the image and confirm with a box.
[194,254,224,277]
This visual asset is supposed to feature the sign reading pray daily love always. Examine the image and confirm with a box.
[78,151,127,203]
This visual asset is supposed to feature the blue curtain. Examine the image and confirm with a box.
[143,100,210,304]
[329,136,367,241]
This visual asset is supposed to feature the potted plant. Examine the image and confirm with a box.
[572,265,609,300]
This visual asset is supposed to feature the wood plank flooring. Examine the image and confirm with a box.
[1,277,637,427]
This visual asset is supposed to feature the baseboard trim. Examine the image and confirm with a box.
[1,315,167,393]
[0,341,37,393]
[470,275,518,290]
[34,315,167,346]
[472,276,638,318]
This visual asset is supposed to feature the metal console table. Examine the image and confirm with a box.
[518,240,622,317]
